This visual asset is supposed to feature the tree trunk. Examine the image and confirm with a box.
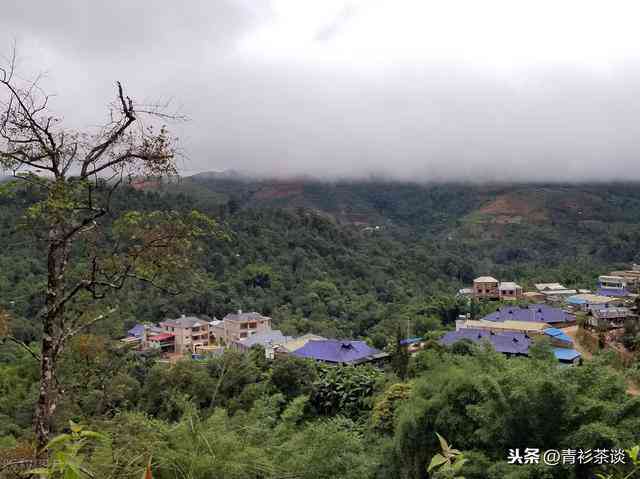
[34,338,57,452]
[34,220,66,452]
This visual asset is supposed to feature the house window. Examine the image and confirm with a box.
[248,322,257,329]
[240,323,248,329]
[240,332,248,338]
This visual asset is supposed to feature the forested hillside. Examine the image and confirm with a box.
[4,179,640,345]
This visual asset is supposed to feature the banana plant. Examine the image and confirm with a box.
[427,433,466,479]
[28,421,107,479]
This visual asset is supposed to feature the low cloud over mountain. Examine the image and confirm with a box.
[4,0,640,182]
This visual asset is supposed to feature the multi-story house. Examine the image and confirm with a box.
[159,315,210,354]
[473,276,500,300]
[473,276,524,301]
[209,311,272,345]
[597,275,629,297]
[609,265,640,293]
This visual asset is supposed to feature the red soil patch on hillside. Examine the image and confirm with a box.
[478,193,549,224]
[253,182,304,200]
[130,179,161,190]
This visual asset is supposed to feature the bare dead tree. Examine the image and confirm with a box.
[0,50,218,452]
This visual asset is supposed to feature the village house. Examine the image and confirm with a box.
[542,327,574,348]
[473,276,500,300]
[457,318,549,336]
[481,304,576,327]
[159,315,210,354]
[146,332,176,353]
[609,264,640,293]
[440,328,581,364]
[441,329,531,357]
[498,281,523,300]
[230,330,292,359]
[586,307,635,330]
[209,310,272,345]
[399,337,428,354]
[596,275,630,298]
[275,334,327,357]
[456,287,474,298]
[291,339,388,366]
[472,276,523,301]
[566,293,624,312]
[535,283,566,292]
[534,282,578,301]
[522,291,546,302]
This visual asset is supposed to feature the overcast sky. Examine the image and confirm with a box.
[4,0,640,181]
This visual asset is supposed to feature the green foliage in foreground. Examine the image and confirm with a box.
[2,338,640,479]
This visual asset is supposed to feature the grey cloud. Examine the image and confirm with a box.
[314,3,358,42]
[2,2,640,182]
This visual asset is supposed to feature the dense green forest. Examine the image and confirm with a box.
[4,179,640,343]
[3,179,640,478]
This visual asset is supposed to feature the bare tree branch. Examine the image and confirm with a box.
[1,336,41,361]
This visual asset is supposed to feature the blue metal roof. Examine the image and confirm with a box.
[553,348,581,362]
[440,329,581,363]
[481,304,574,324]
[567,296,587,305]
[127,324,145,338]
[596,288,629,298]
[291,340,385,364]
[543,328,572,343]
[400,337,423,345]
[440,329,531,355]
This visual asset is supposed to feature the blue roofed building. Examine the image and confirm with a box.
[596,275,630,298]
[596,287,630,298]
[566,293,623,312]
[553,348,581,363]
[440,329,532,356]
[127,324,146,338]
[481,304,576,326]
[543,327,573,346]
[440,327,581,364]
[291,339,389,365]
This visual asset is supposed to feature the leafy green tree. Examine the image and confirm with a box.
[269,356,317,400]
[242,264,277,288]
[275,417,376,479]
[310,365,381,419]
[528,338,556,362]
[156,406,275,479]
[371,382,412,434]
[391,327,410,380]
